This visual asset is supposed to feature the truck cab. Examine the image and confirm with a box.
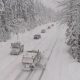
[22,50,41,71]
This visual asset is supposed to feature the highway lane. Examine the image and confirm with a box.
[31,24,60,80]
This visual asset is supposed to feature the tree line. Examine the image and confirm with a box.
[0,0,55,42]
[59,0,80,62]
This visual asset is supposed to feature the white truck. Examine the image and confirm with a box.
[22,50,41,71]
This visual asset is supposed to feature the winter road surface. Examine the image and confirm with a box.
[0,22,59,80]
[0,22,80,80]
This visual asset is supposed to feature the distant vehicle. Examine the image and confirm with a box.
[47,26,51,29]
[22,50,41,71]
[27,28,30,31]
[34,34,41,39]
[51,24,54,26]
[10,42,24,55]
[41,29,46,33]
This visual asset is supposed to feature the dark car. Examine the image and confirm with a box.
[27,28,30,31]
[34,34,41,39]
[10,42,24,55]
[41,29,46,33]
[51,24,54,26]
[47,26,51,29]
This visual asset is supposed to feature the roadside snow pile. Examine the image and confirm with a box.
[0,22,56,80]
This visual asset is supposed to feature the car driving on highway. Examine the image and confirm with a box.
[41,29,46,33]
[33,34,41,39]
[10,42,24,55]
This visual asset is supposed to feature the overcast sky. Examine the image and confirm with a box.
[40,0,64,12]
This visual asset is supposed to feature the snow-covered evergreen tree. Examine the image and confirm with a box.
[60,0,80,62]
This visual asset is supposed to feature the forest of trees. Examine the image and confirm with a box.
[60,0,80,62]
[0,0,55,42]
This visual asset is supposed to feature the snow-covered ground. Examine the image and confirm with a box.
[41,24,80,80]
[0,22,80,80]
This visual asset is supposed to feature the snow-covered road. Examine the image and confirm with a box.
[15,23,60,80]
[0,22,80,80]
[0,22,59,80]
